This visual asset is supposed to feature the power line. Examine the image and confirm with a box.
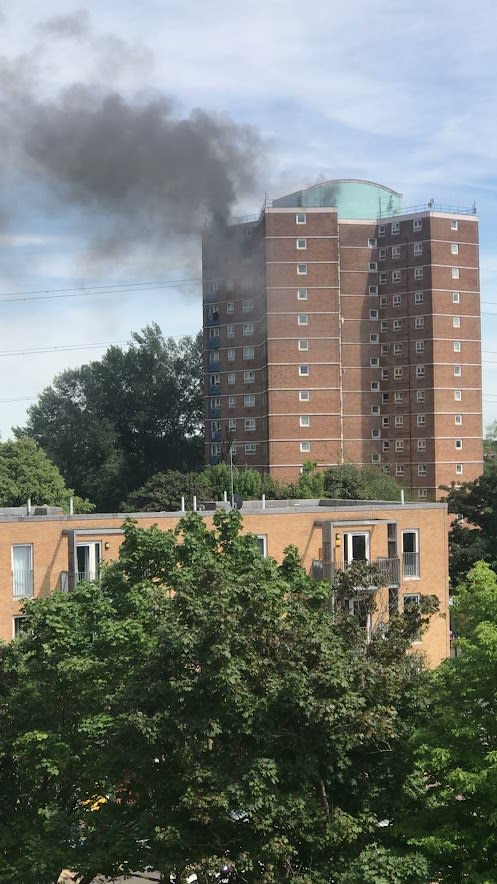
[0,277,202,304]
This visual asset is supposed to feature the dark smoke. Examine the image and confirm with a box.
[0,22,264,261]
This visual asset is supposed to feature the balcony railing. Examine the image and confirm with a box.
[59,571,100,592]
[12,570,33,598]
[208,338,220,349]
[311,557,400,588]
[402,552,420,578]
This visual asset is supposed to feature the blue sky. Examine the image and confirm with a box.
[0,0,496,437]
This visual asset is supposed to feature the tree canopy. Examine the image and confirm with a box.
[16,325,203,512]
[0,512,434,883]
[0,437,93,512]
[442,463,497,584]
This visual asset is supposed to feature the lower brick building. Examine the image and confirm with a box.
[0,498,449,666]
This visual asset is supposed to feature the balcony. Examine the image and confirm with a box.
[12,570,33,598]
[210,430,221,442]
[207,311,220,325]
[208,337,220,349]
[208,384,220,396]
[311,557,400,588]
[403,552,420,578]
[59,571,100,592]
[208,406,221,419]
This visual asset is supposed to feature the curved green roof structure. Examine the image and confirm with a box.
[272,178,403,219]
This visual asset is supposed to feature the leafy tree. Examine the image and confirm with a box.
[322,464,406,502]
[16,325,203,511]
[0,437,93,512]
[442,462,497,584]
[0,512,434,883]
[406,562,497,881]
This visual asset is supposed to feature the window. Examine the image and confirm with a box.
[416,390,425,402]
[76,543,101,583]
[298,313,308,325]
[379,272,387,284]
[211,419,221,433]
[244,394,255,407]
[381,368,389,380]
[455,439,463,449]
[242,299,254,313]
[382,416,389,427]
[371,453,381,464]
[300,441,311,452]
[391,221,400,235]
[383,440,390,451]
[454,389,462,401]
[392,270,401,283]
[417,414,426,426]
[418,464,426,476]
[228,418,236,431]
[455,414,462,425]
[453,341,461,353]
[394,367,403,379]
[298,339,309,351]
[395,415,404,427]
[299,365,309,376]
[371,429,381,439]
[452,268,460,279]
[402,531,419,578]
[381,320,388,332]
[208,327,220,339]
[416,366,425,378]
[12,545,33,598]
[243,370,255,383]
[454,365,462,377]
[415,317,424,329]
[416,341,424,353]
[452,291,460,303]
[244,418,256,431]
[393,318,402,330]
[228,395,236,407]
[370,333,379,343]
[243,346,254,359]
[297,288,308,300]
[297,264,307,275]
[379,224,386,236]
[394,392,403,403]
[226,301,234,313]
[453,316,461,328]
[369,309,379,320]
[370,357,379,367]
[210,443,221,456]
[210,350,220,364]
[417,439,426,450]
[414,267,424,280]
[414,290,424,304]
[228,372,236,385]
[227,348,235,361]
[296,238,307,249]
[379,247,386,259]
[451,243,459,255]
[414,242,423,256]
[395,439,404,451]
[393,343,402,354]
[13,616,28,637]
[296,213,306,224]
[381,344,389,355]
[392,245,401,259]
[451,219,458,230]
[227,324,234,337]
[300,415,310,427]
[380,296,387,307]
[371,381,380,391]
[369,285,378,295]
[245,443,257,454]
[242,323,254,336]
[369,261,377,271]
[396,464,404,475]
[456,463,464,475]
[418,489,428,499]
[368,237,377,247]
[299,390,310,401]
[413,218,422,231]
[393,295,402,307]
[382,394,389,405]
[371,404,380,414]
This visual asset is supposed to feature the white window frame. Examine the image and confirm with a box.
[414,242,423,256]
[416,341,425,353]
[296,238,307,250]
[453,316,461,328]
[416,366,425,378]
[12,544,33,598]
[296,213,306,224]
[414,267,424,280]
[451,243,459,255]
[297,264,308,275]
[226,301,234,314]
[227,372,236,385]
[370,309,379,320]
[299,365,309,376]
[453,341,461,353]
[227,348,235,362]
[452,268,460,279]
[451,219,458,231]
[300,441,311,453]
[297,288,308,300]
[245,442,257,455]
[299,390,310,401]
[452,291,460,303]
[226,324,234,337]
[298,339,309,351]
[454,389,462,401]
[244,418,256,432]
[298,314,308,326]
[392,245,401,259]
[300,415,310,427]
[368,237,377,247]
[455,414,462,425]
[391,221,400,235]
[413,219,422,231]
[243,370,255,383]
[392,270,401,283]
[414,291,424,304]
[415,317,424,329]
[243,394,255,407]
[242,323,254,336]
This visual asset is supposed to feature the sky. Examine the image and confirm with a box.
[1,0,497,438]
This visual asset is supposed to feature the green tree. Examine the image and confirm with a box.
[406,562,497,881]
[16,325,203,511]
[0,437,93,512]
[322,464,405,502]
[0,513,435,883]
[442,462,497,584]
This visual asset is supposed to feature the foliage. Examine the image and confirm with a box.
[442,463,497,583]
[406,562,497,881]
[322,465,406,502]
[0,437,93,512]
[16,325,203,511]
[0,513,435,883]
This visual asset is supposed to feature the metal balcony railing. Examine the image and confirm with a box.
[12,570,33,598]
[311,557,400,588]
[402,552,420,578]
[59,571,100,592]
